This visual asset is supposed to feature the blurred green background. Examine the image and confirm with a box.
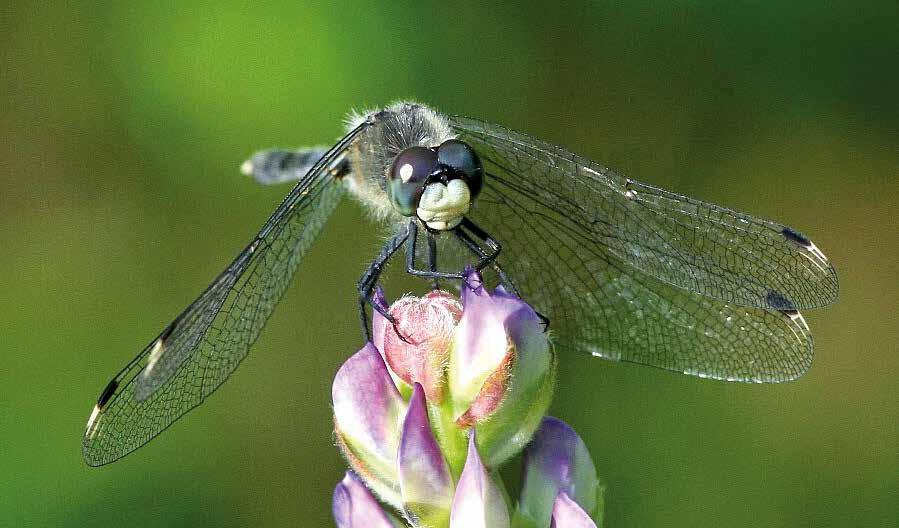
[2,1,897,526]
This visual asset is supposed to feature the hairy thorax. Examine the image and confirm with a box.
[342,101,456,228]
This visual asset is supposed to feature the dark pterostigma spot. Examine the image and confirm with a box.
[781,227,811,247]
[766,290,796,311]
[96,379,119,409]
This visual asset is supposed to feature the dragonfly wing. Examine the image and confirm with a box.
[450,115,838,312]
[82,123,367,466]
[451,116,820,382]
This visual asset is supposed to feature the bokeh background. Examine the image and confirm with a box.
[2,2,896,526]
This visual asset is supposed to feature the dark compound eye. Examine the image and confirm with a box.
[388,146,438,216]
[437,139,483,198]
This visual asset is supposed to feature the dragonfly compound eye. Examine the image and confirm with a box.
[388,146,438,216]
[437,139,483,199]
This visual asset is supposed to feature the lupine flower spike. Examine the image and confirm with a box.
[331,270,602,527]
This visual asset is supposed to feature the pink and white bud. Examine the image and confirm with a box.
[373,288,462,402]
[332,342,407,506]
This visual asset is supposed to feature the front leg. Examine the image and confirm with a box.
[405,220,464,281]
[357,228,409,341]
[426,229,439,290]
[456,219,550,331]
[454,227,516,294]
[459,217,502,270]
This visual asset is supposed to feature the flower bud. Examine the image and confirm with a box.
[518,417,604,527]
[332,342,407,506]
[332,273,563,526]
[373,269,555,470]
[373,288,462,402]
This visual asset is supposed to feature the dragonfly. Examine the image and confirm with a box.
[82,101,839,466]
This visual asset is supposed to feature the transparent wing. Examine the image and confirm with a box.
[82,123,367,466]
[451,116,838,312]
[451,116,829,382]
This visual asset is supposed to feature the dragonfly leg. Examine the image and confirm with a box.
[454,227,522,299]
[457,217,511,286]
[427,229,439,290]
[457,218,550,332]
[357,228,409,341]
[405,220,464,281]
[455,226,501,271]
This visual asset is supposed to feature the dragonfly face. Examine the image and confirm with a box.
[386,139,484,230]
[81,100,839,466]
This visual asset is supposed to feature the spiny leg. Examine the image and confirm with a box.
[457,216,515,293]
[459,217,504,255]
[457,218,550,332]
[427,229,439,290]
[406,220,465,281]
[359,220,471,343]
[357,228,409,341]
[454,227,516,294]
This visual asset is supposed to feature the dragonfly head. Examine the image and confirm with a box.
[387,139,483,231]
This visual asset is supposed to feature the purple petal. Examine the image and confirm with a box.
[332,342,405,505]
[450,431,510,528]
[461,266,484,302]
[550,492,597,528]
[490,286,542,342]
[398,383,454,523]
[487,284,548,390]
[462,269,540,337]
[451,270,552,439]
[333,471,399,528]
[519,417,599,526]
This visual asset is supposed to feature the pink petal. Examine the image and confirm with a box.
[371,287,414,394]
[381,292,461,403]
[423,290,464,319]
